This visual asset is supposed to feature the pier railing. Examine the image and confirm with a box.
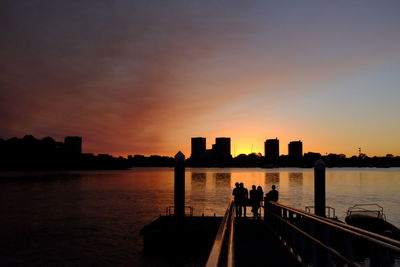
[265,201,400,266]
[305,206,337,220]
[165,206,193,216]
[205,200,235,267]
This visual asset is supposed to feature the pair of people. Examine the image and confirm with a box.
[249,185,264,218]
[232,182,248,217]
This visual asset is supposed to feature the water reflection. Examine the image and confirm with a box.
[265,172,280,185]
[288,172,304,204]
[190,172,206,214]
[289,172,303,187]
[1,168,400,267]
[214,173,231,189]
[191,172,206,191]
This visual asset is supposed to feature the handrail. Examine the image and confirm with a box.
[305,206,337,219]
[266,201,400,266]
[322,215,400,249]
[347,203,386,220]
[273,213,358,266]
[271,201,400,251]
[227,203,235,267]
[205,200,235,267]
[165,206,193,216]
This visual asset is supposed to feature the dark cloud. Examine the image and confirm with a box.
[1,0,400,155]
[0,0,262,154]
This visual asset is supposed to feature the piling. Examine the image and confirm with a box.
[174,151,185,222]
[314,159,326,217]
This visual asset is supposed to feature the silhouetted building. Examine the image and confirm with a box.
[64,136,82,156]
[214,137,231,159]
[265,138,279,160]
[40,137,57,159]
[288,141,303,159]
[0,137,4,155]
[191,137,206,159]
[202,149,211,159]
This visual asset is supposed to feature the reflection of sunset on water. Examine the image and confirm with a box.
[1,168,400,265]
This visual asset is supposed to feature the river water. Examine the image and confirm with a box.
[1,167,400,266]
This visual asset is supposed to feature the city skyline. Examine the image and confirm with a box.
[1,134,398,158]
[1,1,400,157]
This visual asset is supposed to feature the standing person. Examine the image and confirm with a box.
[249,185,258,218]
[265,185,279,217]
[256,186,264,218]
[232,182,241,217]
[239,182,248,217]
[266,185,279,202]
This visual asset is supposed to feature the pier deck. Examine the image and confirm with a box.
[234,218,301,267]
[141,201,400,266]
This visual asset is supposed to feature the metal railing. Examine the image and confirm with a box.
[205,201,235,267]
[265,201,400,266]
[347,204,386,220]
[165,206,193,216]
[305,206,337,219]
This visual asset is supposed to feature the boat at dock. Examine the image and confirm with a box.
[345,204,400,241]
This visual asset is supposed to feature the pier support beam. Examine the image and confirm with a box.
[174,151,185,220]
[314,159,326,217]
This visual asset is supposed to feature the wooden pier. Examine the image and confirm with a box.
[140,215,221,255]
[203,201,400,267]
[234,218,301,267]
[141,200,400,266]
[141,155,400,266]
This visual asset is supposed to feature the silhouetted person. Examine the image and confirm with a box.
[256,186,263,218]
[232,182,241,217]
[249,185,258,218]
[239,182,248,217]
[266,185,279,202]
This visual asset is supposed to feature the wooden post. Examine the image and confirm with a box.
[314,159,326,217]
[174,151,185,267]
[174,151,185,220]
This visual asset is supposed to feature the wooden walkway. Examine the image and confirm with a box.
[234,218,301,267]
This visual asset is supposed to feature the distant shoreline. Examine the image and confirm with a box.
[1,165,400,172]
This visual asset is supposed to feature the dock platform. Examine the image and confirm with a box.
[140,215,221,263]
[234,218,301,267]
[141,201,400,266]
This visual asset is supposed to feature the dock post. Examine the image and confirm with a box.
[174,151,185,221]
[314,159,326,217]
[174,151,185,266]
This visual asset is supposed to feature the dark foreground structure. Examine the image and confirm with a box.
[141,154,400,266]
[140,215,222,265]
[141,156,400,266]
[141,200,400,266]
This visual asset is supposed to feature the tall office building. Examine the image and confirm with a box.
[288,141,303,158]
[214,137,231,158]
[265,138,279,160]
[191,137,206,159]
[64,136,82,156]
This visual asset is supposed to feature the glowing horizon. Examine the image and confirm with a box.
[1,1,400,158]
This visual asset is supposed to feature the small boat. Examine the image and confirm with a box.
[345,204,400,240]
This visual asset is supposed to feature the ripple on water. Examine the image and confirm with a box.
[1,167,400,266]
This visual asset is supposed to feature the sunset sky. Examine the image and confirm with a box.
[1,1,400,157]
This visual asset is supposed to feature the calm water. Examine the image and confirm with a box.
[1,167,400,266]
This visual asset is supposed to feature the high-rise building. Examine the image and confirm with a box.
[191,137,206,159]
[265,138,279,160]
[64,136,82,156]
[214,137,231,158]
[288,141,303,158]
